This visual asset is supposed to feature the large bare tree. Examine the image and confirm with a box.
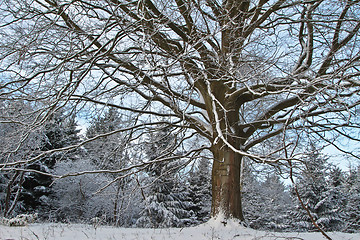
[1,0,360,221]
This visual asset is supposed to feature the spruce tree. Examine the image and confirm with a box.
[259,173,292,231]
[291,147,346,231]
[136,160,194,227]
[242,162,292,231]
[344,166,360,232]
[315,166,347,231]
[86,108,127,170]
[85,108,132,224]
[21,110,80,218]
[42,111,80,152]
[136,127,194,227]
[0,102,80,217]
[242,160,263,228]
[188,157,212,223]
[0,100,29,216]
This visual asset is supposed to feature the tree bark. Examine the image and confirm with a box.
[211,141,244,221]
[203,81,245,220]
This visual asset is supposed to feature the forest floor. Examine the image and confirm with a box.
[0,218,359,240]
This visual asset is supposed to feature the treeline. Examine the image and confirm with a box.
[0,103,359,232]
[0,103,212,227]
[242,148,360,233]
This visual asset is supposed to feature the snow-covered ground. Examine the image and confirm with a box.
[1,219,359,240]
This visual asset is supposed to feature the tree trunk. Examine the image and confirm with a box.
[211,142,244,221]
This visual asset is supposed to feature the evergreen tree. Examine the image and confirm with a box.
[0,100,47,217]
[242,162,292,231]
[188,157,212,223]
[242,161,263,228]
[291,147,346,231]
[86,108,127,170]
[86,108,122,137]
[258,173,292,231]
[0,100,27,217]
[85,108,133,225]
[344,166,360,232]
[20,110,80,219]
[136,127,195,228]
[136,162,195,227]
[42,111,80,152]
[48,108,142,225]
[314,166,347,231]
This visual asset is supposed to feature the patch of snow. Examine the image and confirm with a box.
[0,220,359,240]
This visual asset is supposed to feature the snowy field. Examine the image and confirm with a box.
[1,219,359,240]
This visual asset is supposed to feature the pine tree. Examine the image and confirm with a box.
[48,108,140,224]
[259,173,292,231]
[315,166,347,231]
[0,100,51,217]
[242,160,263,228]
[0,100,27,217]
[41,111,80,152]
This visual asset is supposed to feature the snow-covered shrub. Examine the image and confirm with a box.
[51,158,144,226]
[8,218,27,227]
[50,159,116,223]
[0,217,9,225]
[1,213,38,226]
